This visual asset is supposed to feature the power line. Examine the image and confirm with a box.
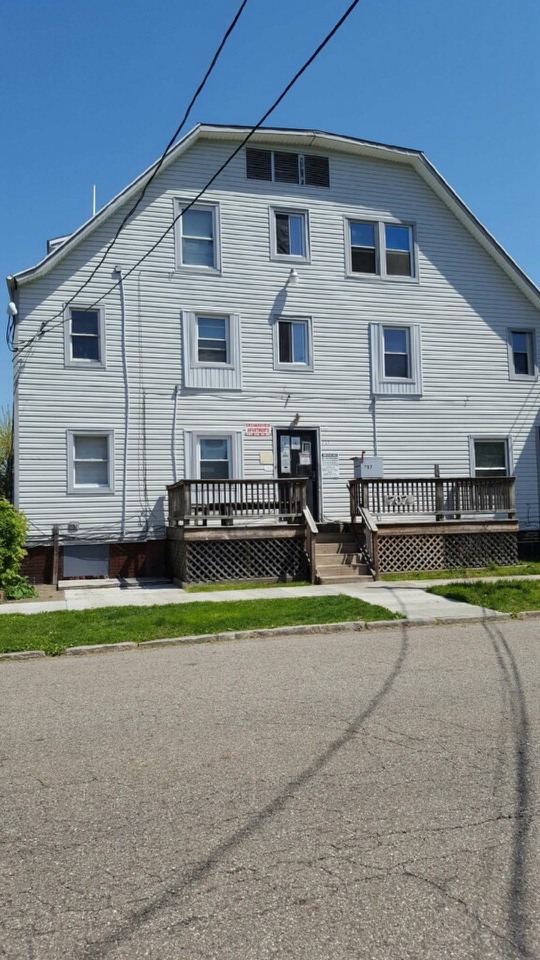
[8,0,250,353]
[15,0,363,357]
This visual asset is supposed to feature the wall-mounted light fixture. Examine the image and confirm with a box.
[293,412,300,427]
[286,268,299,287]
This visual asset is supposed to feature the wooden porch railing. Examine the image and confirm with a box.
[167,478,307,525]
[349,476,516,521]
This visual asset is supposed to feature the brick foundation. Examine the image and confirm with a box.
[21,540,169,584]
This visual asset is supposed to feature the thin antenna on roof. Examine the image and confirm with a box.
[92,185,96,217]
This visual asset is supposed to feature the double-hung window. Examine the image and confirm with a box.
[274,316,313,371]
[271,208,309,260]
[65,307,105,367]
[176,201,220,270]
[182,311,241,389]
[197,316,229,364]
[385,225,413,276]
[185,431,243,481]
[67,431,114,494]
[370,323,422,396]
[471,439,510,478]
[508,329,536,379]
[347,220,415,280]
[199,437,231,480]
[383,327,410,378]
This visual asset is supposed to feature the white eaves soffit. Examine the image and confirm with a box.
[7,123,540,313]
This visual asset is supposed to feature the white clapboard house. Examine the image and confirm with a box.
[7,124,540,583]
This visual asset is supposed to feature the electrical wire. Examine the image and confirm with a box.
[14,0,364,356]
[7,0,250,353]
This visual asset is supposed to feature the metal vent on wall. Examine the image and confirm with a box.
[246,148,330,188]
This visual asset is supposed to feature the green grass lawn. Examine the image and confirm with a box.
[184,580,311,593]
[381,561,540,582]
[0,595,401,656]
[428,579,540,614]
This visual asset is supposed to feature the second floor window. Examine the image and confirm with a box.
[65,307,105,367]
[383,327,410,378]
[197,316,229,364]
[176,201,220,270]
[274,316,313,371]
[271,208,309,260]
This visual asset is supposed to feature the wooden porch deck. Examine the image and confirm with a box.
[348,477,518,575]
[166,477,519,583]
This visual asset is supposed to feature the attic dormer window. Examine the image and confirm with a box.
[246,148,330,188]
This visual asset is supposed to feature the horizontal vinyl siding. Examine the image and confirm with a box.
[14,139,540,541]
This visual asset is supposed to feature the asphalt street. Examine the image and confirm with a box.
[1,620,539,959]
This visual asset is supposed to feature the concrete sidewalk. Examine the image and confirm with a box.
[0,578,500,622]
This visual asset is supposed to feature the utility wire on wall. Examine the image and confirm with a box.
[7,0,250,353]
[13,0,364,357]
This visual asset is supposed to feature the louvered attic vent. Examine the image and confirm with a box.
[246,148,330,187]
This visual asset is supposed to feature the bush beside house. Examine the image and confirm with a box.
[0,500,36,600]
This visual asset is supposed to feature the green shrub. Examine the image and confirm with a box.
[0,499,35,599]
[1,571,36,601]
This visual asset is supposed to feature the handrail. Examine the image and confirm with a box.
[303,505,318,584]
[168,478,308,525]
[355,507,379,579]
[349,476,516,520]
[303,505,318,535]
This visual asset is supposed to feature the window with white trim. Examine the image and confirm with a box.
[182,311,242,389]
[274,316,313,371]
[185,430,243,481]
[508,329,537,379]
[197,316,229,364]
[347,219,415,280]
[64,307,105,367]
[199,437,231,480]
[68,432,114,494]
[471,438,510,478]
[271,208,309,260]
[370,323,422,396]
[383,327,410,378]
[175,201,220,270]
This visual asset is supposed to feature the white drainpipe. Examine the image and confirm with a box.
[114,265,130,540]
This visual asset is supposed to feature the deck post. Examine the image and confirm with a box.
[509,477,517,519]
[435,477,444,521]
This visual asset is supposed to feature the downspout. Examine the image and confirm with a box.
[372,396,379,457]
[172,384,179,482]
[114,265,130,540]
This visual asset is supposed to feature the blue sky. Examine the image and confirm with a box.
[2,0,539,410]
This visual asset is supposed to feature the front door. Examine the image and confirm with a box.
[276,428,320,521]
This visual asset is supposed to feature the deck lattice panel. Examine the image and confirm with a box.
[378,531,518,573]
[176,536,307,583]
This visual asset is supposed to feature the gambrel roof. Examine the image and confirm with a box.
[7,123,540,310]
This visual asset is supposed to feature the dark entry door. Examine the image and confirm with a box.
[276,429,319,521]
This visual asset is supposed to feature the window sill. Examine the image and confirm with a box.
[174,265,222,276]
[64,361,107,370]
[68,488,115,496]
[274,363,314,374]
[345,271,418,284]
[270,254,311,265]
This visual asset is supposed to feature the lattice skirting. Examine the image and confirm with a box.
[377,531,518,573]
[169,536,308,583]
